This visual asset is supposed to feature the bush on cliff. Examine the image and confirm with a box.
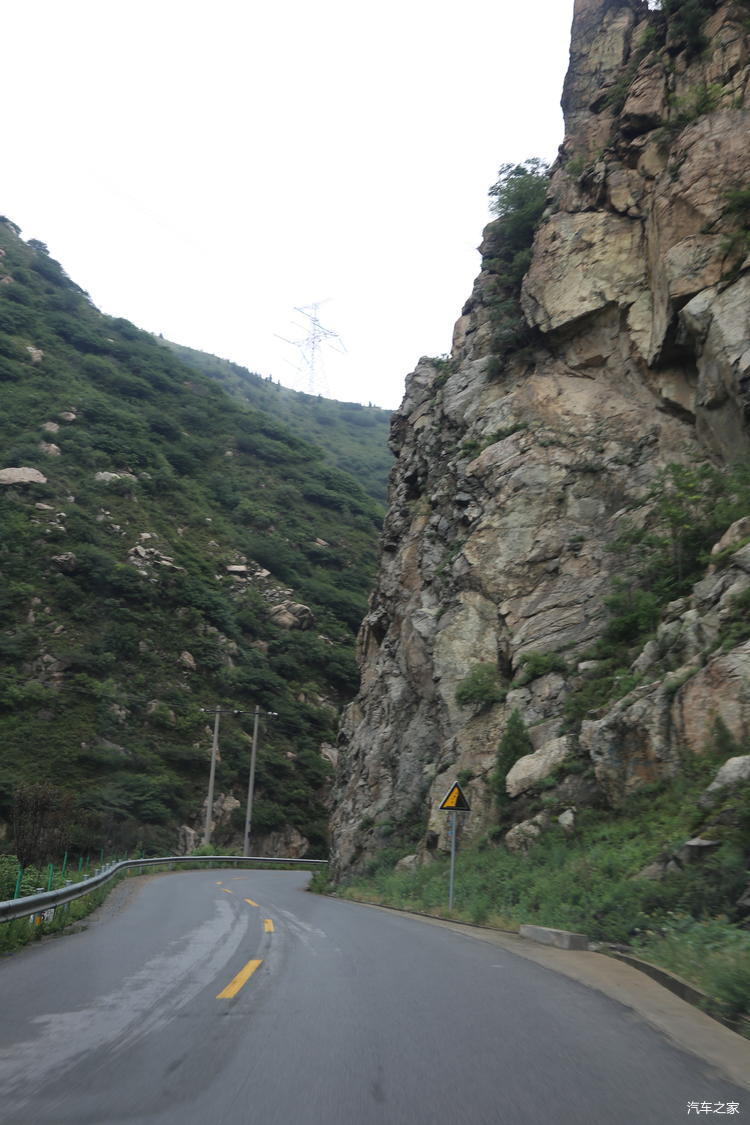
[455,663,506,712]
[487,159,550,293]
[483,158,550,361]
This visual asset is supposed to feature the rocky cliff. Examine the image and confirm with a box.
[330,0,750,877]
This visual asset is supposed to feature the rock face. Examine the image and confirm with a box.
[330,0,750,877]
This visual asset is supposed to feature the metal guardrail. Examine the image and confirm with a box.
[0,854,328,923]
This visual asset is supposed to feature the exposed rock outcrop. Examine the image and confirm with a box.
[0,467,47,485]
[330,0,750,878]
[268,601,315,630]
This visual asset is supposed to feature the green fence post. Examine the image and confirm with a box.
[61,852,68,880]
[78,856,83,874]
[47,864,54,891]
[13,866,23,899]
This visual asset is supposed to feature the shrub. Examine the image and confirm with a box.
[493,710,534,810]
[455,663,506,712]
[515,651,568,686]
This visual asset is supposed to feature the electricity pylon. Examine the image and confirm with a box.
[275,301,345,397]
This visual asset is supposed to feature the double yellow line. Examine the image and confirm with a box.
[215,884,274,999]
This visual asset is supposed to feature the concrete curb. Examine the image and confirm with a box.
[520,923,589,950]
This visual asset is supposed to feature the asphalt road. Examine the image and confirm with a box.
[0,869,746,1124]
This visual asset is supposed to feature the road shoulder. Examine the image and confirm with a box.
[352,900,750,1093]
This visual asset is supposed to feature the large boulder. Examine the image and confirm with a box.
[0,467,47,485]
[268,601,315,630]
[699,755,750,808]
[504,812,551,855]
[505,736,574,798]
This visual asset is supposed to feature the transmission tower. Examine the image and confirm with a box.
[275,302,345,397]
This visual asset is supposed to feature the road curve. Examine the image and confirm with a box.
[0,869,746,1124]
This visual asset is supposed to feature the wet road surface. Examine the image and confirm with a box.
[0,869,747,1124]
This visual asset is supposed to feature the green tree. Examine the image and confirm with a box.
[487,159,550,292]
[662,0,715,56]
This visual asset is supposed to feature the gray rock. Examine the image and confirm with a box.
[268,602,315,630]
[506,737,574,798]
[395,854,419,873]
[675,837,720,865]
[505,813,551,855]
[700,755,750,808]
[51,553,77,573]
[0,467,47,485]
[557,808,576,832]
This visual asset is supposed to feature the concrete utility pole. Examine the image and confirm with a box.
[243,706,277,857]
[201,707,247,847]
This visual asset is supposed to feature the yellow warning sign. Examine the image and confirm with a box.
[439,783,471,811]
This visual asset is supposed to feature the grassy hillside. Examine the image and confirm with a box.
[161,340,394,504]
[0,218,383,858]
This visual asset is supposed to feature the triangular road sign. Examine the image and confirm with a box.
[439,783,471,811]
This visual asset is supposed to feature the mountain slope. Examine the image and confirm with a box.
[0,218,382,858]
[161,340,394,504]
[330,0,750,906]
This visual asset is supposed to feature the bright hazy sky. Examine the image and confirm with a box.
[4,1,575,409]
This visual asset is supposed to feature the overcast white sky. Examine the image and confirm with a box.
[4,1,574,409]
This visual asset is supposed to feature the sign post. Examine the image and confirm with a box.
[438,783,471,911]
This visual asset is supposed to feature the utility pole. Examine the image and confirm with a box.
[243,706,277,857]
[200,707,248,847]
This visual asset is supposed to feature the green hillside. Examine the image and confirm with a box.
[0,218,382,858]
[162,340,394,503]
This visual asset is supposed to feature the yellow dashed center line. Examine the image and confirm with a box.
[216,881,223,885]
[216,958,263,1000]
[222,888,234,895]
[244,898,259,907]
[263,918,275,933]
